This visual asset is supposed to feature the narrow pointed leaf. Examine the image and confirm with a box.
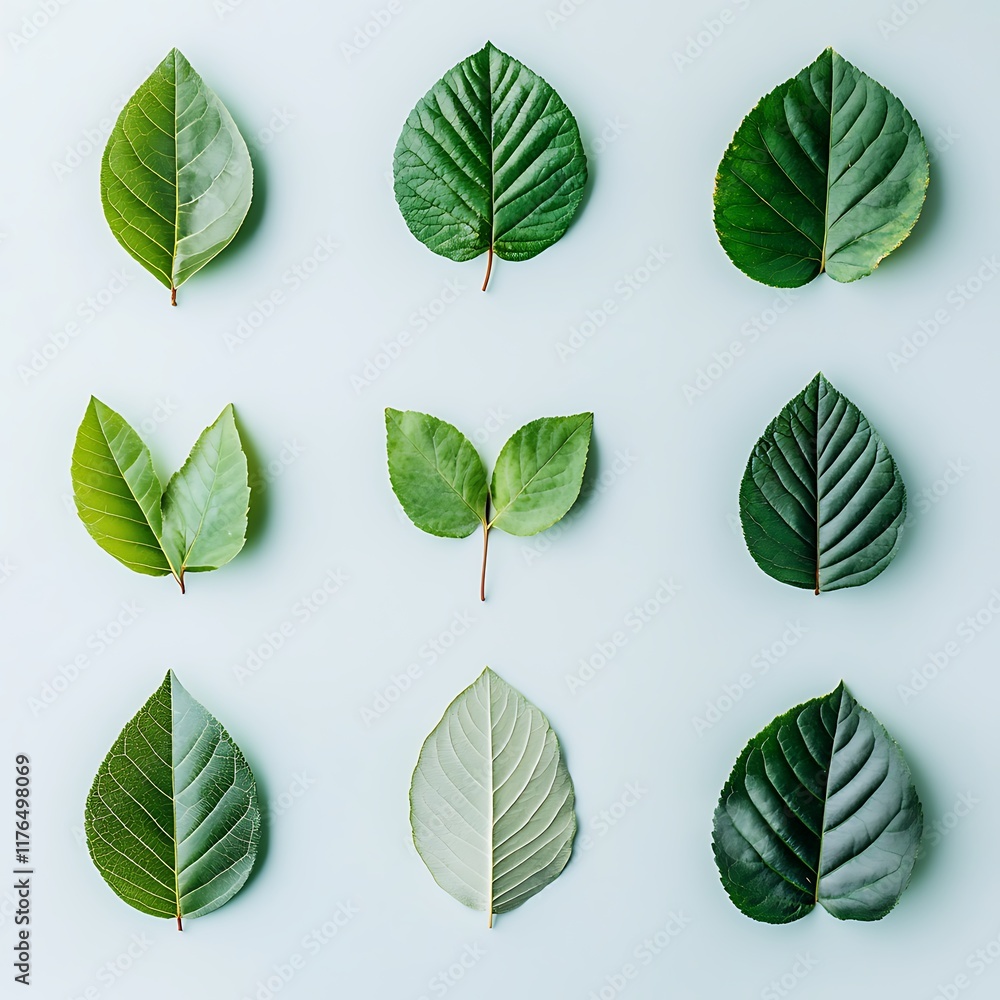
[410,668,576,924]
[714,48,928,287]
[101,48,253,303]
[713,682,922,923]
[393,41,588,289]
[386,408,488,537]
[740,373,906,592]
[85,671,261,927]
[71,396,171,578]
[489,413,593,536]
[161,405,249,586]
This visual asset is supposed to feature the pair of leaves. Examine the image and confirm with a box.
[714,48,929,287]
[85,672,261,929]
[740,373,906,593]
[393,41,588,290]
[411,668,576,926]
[102,48,253,305]
[713,683,922,923]
[71,397,249,593]
[386,409,593,599]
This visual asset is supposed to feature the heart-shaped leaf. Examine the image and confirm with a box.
[714,48,928,287]
[740,373,906,593]
[101,48,253,305]
[410,668,576,926]
[386,409,593,599]
[72,397,249,592]
[393,41,588,290]
[85,671,261,929]
[713,682,922,923]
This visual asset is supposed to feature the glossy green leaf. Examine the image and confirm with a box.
[72,398,249,592]
[410,668,576,926]
[85,671,261,929]
[393,41,588,290]
[714,48,928,287]
[101,48,253,305]
[386,410,593,599]
[713,682,922,923]
[740,373,905,593]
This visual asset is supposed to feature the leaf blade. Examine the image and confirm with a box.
[410,668,576,923]
[489,413,593,536]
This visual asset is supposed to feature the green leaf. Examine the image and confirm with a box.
[385,408,488,538]
[714,47,928,287]
[161,405,249,581]
[489,413,592,536]
[101,48,253,305]
[713,682,922,923]
[71,397,249,592]
[85,671,261,929]
[410,668,576,926]
[393,41,588,290]
[740,373,905,593]
[386,410,593,599]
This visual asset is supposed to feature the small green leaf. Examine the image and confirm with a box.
[713,683,922,923]
[72,397,250,592]
[410,668,576,926]
[489,413,592,536]
[740,373,905,593]
[386,410,593,599]
[101,48,253,305]
[393,41,588,290]
[85,671,261,929]
[714,48,928,287]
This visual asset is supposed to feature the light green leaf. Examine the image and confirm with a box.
[714,48,928,287]
[386,410,594,599]
[161,405,249,583]
[71,397,250,592]
[85,671,261,929]
[740,373,906,593]
[410,668,576,926]
[713,682,922,923]
[393,41,588,290]
[385,408,488,538]
[489,413,592,535]
[101,48,253,305]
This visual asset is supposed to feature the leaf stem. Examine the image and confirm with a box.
[488,910,493,929]
[176,572,186,595]
[170,286,177,307]
[480,522,489,602]
[481,245,494,291]
[176,914,183,931]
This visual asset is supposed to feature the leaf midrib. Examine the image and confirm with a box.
[813,685,847,904]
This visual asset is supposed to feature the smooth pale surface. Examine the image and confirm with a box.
[84,671,261,923]
[713,683,922,922]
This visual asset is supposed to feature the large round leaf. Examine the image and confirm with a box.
[714,48,928,287]
[393,41,588,290]
[740,373,906,593]
[410,668,576,925]
[85,671,261,928]
[101,48,253,305]
[713,683,922,923]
